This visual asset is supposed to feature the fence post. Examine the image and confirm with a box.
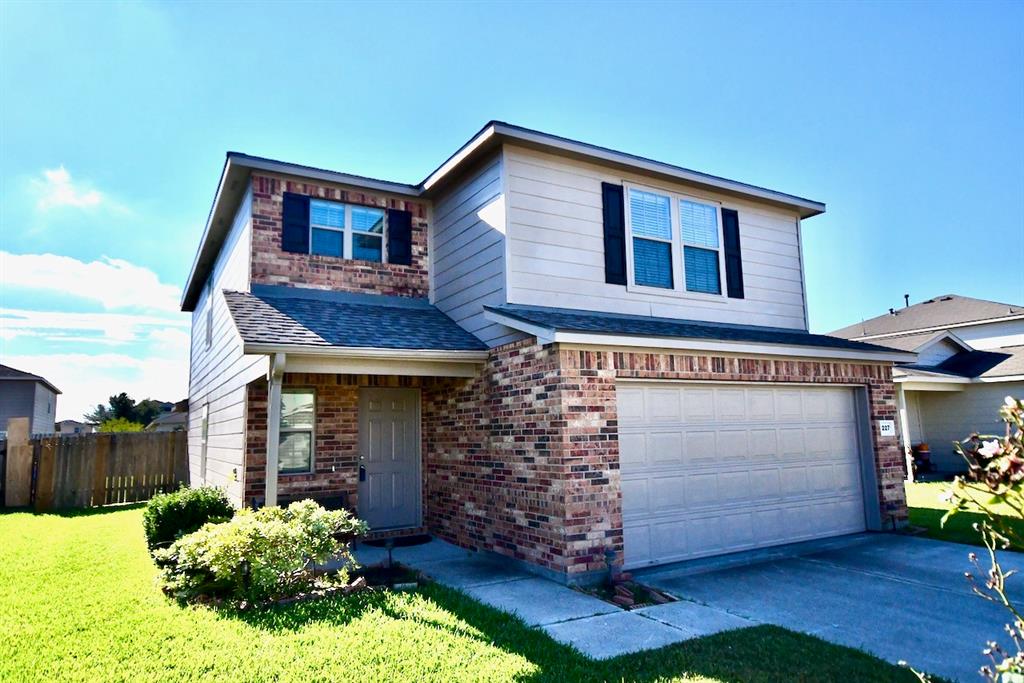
[92,434,110,507]
[34,436,57,512]
[3,418,32,507]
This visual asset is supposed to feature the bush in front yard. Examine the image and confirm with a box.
[143,486,235,551]
[153,499,368,605]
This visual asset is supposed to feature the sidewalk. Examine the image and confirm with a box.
[353,538,752,659]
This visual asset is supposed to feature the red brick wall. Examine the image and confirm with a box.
[248,173,429,297]
[244,374,361,506]
[242,343,907,582]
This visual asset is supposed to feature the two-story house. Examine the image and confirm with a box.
[832,294,1024,475]
[181,121,914,584]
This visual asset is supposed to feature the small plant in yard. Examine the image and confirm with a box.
[905,396,1024,682]
[143,485,235,551]
[153,499,368,606]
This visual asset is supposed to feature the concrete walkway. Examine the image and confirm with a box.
[635,534,1021,682]
[353,538,749,659]
[355,534,1015,679]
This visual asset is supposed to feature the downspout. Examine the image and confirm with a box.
[265,352,286,507]
[896,382,914,483]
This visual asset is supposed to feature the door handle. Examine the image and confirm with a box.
[359,464,366,482]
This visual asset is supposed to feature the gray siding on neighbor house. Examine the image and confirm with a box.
[187,184,266,504]
[0,381,55,434]
[31,384,56,434]
[916,338,963,366]
[912,381,1024,471]
[430,151,522,347]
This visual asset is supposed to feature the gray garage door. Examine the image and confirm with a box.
[618,382,867,569]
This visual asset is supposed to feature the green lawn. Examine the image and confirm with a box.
[0,506,922,682]
[905,481,1024,548]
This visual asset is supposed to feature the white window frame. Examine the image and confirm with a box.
[623,182,727,301]
[679,196,726,296]
[279,388,315,475]
[308,199,387,263]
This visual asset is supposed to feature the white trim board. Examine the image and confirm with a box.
[484,309,916,363]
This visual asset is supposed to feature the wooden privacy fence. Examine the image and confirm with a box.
[3,424,189,511]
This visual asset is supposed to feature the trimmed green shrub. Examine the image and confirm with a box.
[143,486,235,551]
[153,499,368,604]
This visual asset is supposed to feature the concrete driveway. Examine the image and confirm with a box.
[635,534,1021,682]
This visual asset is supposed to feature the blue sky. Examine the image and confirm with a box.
[1,1,1021,420]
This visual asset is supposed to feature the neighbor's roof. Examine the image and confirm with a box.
[484,304,909,357]
[898,346,1024,381]
[831,294,1024,340]
[182,121,827,311]
[0,364,61,394]
[223,285,488,352]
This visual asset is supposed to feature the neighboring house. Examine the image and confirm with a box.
[182,121,913,584]
[0,364,60,436]
[832,294,1024,475]
[56,419,95,435]
[146,401,189,432]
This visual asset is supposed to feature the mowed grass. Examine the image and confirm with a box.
[905,481,1024,548]
[0,506,921,683]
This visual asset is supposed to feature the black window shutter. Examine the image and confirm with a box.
[386,209,412,265]
[281,192,310,254]
[722,208,745,299]
[601,183,627,285]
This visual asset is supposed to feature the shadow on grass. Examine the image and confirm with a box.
[909,506,1024,550]
[0,502,146,518]
[216,579,922,683]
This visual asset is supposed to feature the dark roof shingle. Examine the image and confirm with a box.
[0,364,61,394]
[486,304,907,355]
[224,286,487,352]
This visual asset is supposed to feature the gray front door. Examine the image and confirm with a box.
[358,387,420,530]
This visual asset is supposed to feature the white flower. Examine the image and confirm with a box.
[978,439,1003,458]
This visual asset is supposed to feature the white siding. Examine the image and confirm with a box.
[954,319,1024,350]
[913,381,1024,471]
[431,151,522,346]
[187,185,267,504]
[503,145,809,330]
[916,338,963,366]
[31,385,56,435]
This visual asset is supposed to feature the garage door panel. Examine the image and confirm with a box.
[684,389,716,421]
[649,432,684,465]
[619,382,867,569]
[715,388,747,421]
[684,431,717,464]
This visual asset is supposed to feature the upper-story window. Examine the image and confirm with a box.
[309,199,385,262]
[625,186,725,297]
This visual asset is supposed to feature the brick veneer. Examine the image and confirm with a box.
[249,173,429,297]
[243,340,907,583]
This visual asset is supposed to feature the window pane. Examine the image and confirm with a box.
[281,391,314,429]
[353,233,383,262]
[684,246,721,294]
[629,189,672,240]
[680,200,719,248]
[311,228,343,257]
[351,206,384,234]
[310,200,345,228]
[279,432,311,473]
[633,238,673,288]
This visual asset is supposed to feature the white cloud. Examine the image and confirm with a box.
[32,165,104,210]
[1,251,182,312]
[0,309,187,344]
[3,352,189,422]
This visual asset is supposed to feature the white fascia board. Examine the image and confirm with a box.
[899,380,967,392]
[974,375,1024,384]
[893,373,969,384]
[482,309,556,343]
[245,343,488,362]
[421,125,498,192]
[856,313,1024,342]
[912,329,974,354]
[552,331,917,363]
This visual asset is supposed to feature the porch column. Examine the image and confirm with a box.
[265,352,286,507]
[896,382,914,483]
